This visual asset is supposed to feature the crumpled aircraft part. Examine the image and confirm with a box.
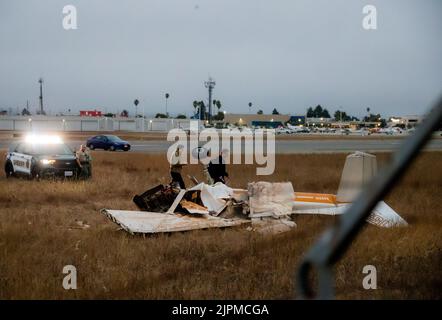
[248,182,295,217]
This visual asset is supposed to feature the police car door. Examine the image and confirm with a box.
[10,143,32,175]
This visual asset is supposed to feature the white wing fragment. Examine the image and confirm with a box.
[101,209,249,234]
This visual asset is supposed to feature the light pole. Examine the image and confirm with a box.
[204,77,216,124]
[38,78,44,115]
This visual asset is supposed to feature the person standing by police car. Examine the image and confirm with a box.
[76,144,92,178]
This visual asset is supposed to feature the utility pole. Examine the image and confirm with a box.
[38,78,44,115]
[204,77,216,124]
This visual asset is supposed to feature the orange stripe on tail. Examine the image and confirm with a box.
[294,192,337,204]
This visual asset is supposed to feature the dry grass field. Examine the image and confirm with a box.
[0,150,441,299]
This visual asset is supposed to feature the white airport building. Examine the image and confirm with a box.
[0,115,197,132]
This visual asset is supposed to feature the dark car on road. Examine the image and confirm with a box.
[5,135,79,179]
[86,135,131,151]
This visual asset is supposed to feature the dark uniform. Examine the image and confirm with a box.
[208,155,229,184]
[169,148,185,189]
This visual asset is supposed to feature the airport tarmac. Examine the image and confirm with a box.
[2,138,441,154]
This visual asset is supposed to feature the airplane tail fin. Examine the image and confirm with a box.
[336,151,378,203]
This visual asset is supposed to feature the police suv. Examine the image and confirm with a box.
[4,135,79,179]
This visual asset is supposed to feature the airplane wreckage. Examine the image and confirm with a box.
[101,151,407,235]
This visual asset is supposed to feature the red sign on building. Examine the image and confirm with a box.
[80,110,102,117]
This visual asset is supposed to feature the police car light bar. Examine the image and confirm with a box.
[24,134,63,144]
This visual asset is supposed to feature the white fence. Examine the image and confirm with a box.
[0,116,197,132]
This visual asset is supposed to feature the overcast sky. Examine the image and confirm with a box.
[1,0,441,118]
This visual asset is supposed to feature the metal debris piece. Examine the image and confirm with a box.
[133,184,179,212]
[167,189,186,213]
[248,182,295,217]
[250,217,297,235]
[180,199,210,215]
[188,182,233,214]
[69,220,90,230]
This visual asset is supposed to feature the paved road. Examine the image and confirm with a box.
[2,138,440,154]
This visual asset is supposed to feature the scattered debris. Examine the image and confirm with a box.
[180,199,210,215]
[69,220,90,230]
[101,151,407,236]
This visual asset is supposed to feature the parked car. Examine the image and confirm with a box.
[86,135,130,151]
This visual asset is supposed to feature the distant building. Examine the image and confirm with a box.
[223,113,290,127]
[288,115,306,125]
[305,117,333,126]
[80,110,102,117]
[389,115,423,127]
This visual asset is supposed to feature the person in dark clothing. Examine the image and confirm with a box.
[170,171,185,189]
[208,149,229,184]
[169,145,186,189]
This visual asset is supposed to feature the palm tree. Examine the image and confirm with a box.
[134,99,139,117]
[366,107,371,122]
[248,102,252,114]
[193,100,198,117]
[199,101,206,120]
[165,93,170,117]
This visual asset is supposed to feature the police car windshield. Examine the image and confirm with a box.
[24,143,73,155]
[106,135,123,141]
